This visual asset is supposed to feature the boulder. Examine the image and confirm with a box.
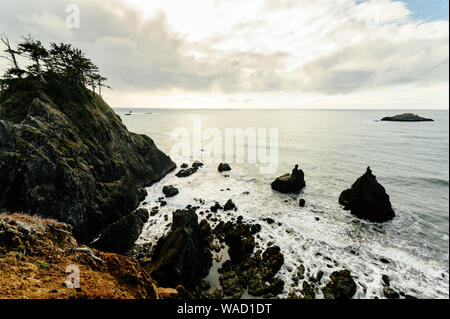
[299,199,306,207]
[339,167,395,222]
[176,167,198,178]
[192,161,204,169]
[381,113,433,122]
[271,165,306,193]
[144,207,213,289]
[92,208,149,254]
[223,199,236,211]
[162,185,179,198]
[218,163,232,173]
[322,269,357,299]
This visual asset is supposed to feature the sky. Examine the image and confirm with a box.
[0,0,448,109]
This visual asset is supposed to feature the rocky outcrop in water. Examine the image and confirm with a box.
[322,269,357,299]
[271,165,306,193]
[218,163,232,172]
[163,185,179,197]
[214,221,285,298]
[0,79,176,243]
[381,113,433,122]
[144,207,213,289]
[339,167,395,222]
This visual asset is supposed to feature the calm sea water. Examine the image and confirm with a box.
[117,108,449,299]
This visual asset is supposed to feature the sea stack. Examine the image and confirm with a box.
[271,165,306,194]
[339,167,395,222]
[381,113,433,122]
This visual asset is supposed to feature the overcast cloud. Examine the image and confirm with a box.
[0,0,448,108]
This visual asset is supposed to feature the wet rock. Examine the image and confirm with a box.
[162,185,179,197]
[176,167,198,178]
[297,264,305,280]
[299,199,306,207]
[339,167,395,222]
[180,163,189,169]
[262,218,275,225]
[380,258,390,264]
[381,274,390,287]
[218,163,232,172]
[144,207,213,289]
[383,287,400,299]
[271,165,306,194]
[93,208,149,254]
[192,161,204,169]
[210,202,223,213]
[219,270,243,298]
[302,281,316,299]
[322,270,357,299]
[223,199,237,211]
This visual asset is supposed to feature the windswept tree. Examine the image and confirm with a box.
[18,35,48,83]
[0,33,24,79]
[1,35,110,95]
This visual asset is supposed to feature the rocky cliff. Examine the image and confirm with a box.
[0,78,176,244]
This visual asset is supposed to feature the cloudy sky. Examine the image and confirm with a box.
[0,0,448,108]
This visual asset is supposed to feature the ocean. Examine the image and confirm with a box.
[116,108,449,299]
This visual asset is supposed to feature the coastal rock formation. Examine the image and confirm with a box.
[322,269,357,299]
[218,163,232,172]
[163,185,179,197]
[214,221,285,298]
[176,167,198,178]
[381,113,434,122]
[92,208,149,254]
[144,207,213,289]
[223,199,237,211]
[339,167,395,222]
[0,213,161,299]
[271,165,306,193]
[0,79,176,243]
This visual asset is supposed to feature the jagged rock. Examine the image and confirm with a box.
[383,287,400,299]
[223,199,236,211]
[92,208,149,254]
[302,281,316,299]
[192,161,204,169]
[162,185,179,197]
[322,269,357,299]
[271,165,306,193]
[218,163,232,172]
[0,79,175,243]
[299,199,306,207]
[339,167,395,222]
[144,207,213,289]
[381,113,433,122]
[210,202,223,213]
[381,274,390,287]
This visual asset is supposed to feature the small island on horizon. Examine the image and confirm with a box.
[381,113,434,122]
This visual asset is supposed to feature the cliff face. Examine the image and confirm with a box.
[0,79,176,243]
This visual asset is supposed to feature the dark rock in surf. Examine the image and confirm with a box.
[93,208,149,254]
[339,167,395,222]
[223,199,237,211]
[144,207,213,289]
[192,161,204,169]
[218,163,232,173]
[162,185,179,197]
[210,202,223,213]
[381,113,433,122]
[271,165,306,194]
[176,167,198,178]
[383,287,400,299]
[180,163,189,169]
[299,199,306,207]
[322,269,357,299]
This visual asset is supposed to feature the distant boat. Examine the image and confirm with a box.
[125,110,133,116]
